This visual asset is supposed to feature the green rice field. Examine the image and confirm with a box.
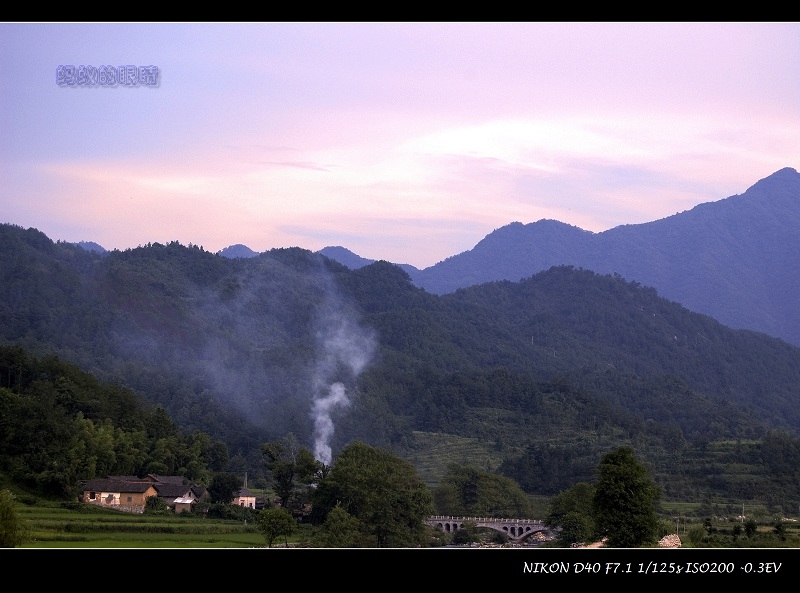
[15,499,270,548]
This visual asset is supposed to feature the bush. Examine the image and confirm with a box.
[144,495,171,515]
[490,530,510,545]
[451,525,480,545]
[687,525,707,547]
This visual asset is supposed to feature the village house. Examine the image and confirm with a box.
[235,486,256,509]
[80,474,208,514]
[81,477,157,513]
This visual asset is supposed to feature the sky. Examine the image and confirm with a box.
[2,22,799,269]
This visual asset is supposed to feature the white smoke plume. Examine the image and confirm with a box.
[311,307,376,466]
[312,382,348,465]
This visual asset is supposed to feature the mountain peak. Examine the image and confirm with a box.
[217,244,258,259]
[317,246,375,270]
[768,166,797,177]
[745,167,799,192]
[74,241,106,253]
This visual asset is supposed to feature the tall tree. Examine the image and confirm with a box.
[257,507,296,548]
[545,482,596,546]
[311,441,434,548]
[592,446,660,548]
[0,489,29,548]
[261,434,322,511]
[207,472,242,504]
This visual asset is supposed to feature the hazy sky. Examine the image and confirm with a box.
[2,22,799,268]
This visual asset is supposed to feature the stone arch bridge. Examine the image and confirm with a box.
[425,516,548,542]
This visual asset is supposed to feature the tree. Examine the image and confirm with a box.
[432,464,533,518]
[559,512,596,546]
[207,472,242,504]
[450,520,482,545]
[774,521,786,541]
[311,441,434,547]
[592,446,660,548]
[312,505,364,548]
[262,434,322,511]
[257,507,296,548]
[687,525,707,547]
[0,489,29,548]
[732,522,742,540]
[144,496,172,515]
[546,482,596,546]
[143,494,171,515]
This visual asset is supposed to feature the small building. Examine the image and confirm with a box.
[173,496,196,514]
[235,486,256,509]
[81,478,158,513]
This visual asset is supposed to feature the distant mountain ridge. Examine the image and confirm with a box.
[317,246,421,278]
[322,167,800,347]
[317,246,374,269]
[72,167,800,346]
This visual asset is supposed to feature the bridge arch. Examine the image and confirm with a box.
[425,516,548,542]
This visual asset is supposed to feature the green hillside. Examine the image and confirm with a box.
[2,222,800,511]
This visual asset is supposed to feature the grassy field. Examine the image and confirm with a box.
[15,499,271,548]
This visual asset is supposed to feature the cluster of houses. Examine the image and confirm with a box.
[80,474,261,514]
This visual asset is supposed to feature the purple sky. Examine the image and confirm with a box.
[2,22,799,268]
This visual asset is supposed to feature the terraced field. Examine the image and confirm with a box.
[404,430,503,489]
[15,500,267,548]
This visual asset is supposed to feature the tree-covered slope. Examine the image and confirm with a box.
[0,345,228,497]
[3,222,800,503]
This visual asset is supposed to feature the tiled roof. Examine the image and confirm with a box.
[82,478,156,494]
[191,485,208,500]
[148,474,187,485]
[154,483,193,497]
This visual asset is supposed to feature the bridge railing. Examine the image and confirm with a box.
[427,516,543,524]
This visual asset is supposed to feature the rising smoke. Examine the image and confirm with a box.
[310,304,376,466]
[311,382,348,466]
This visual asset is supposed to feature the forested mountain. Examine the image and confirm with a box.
[0,344,229,497]
[3,222,800,509]
[322,168,800,348]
